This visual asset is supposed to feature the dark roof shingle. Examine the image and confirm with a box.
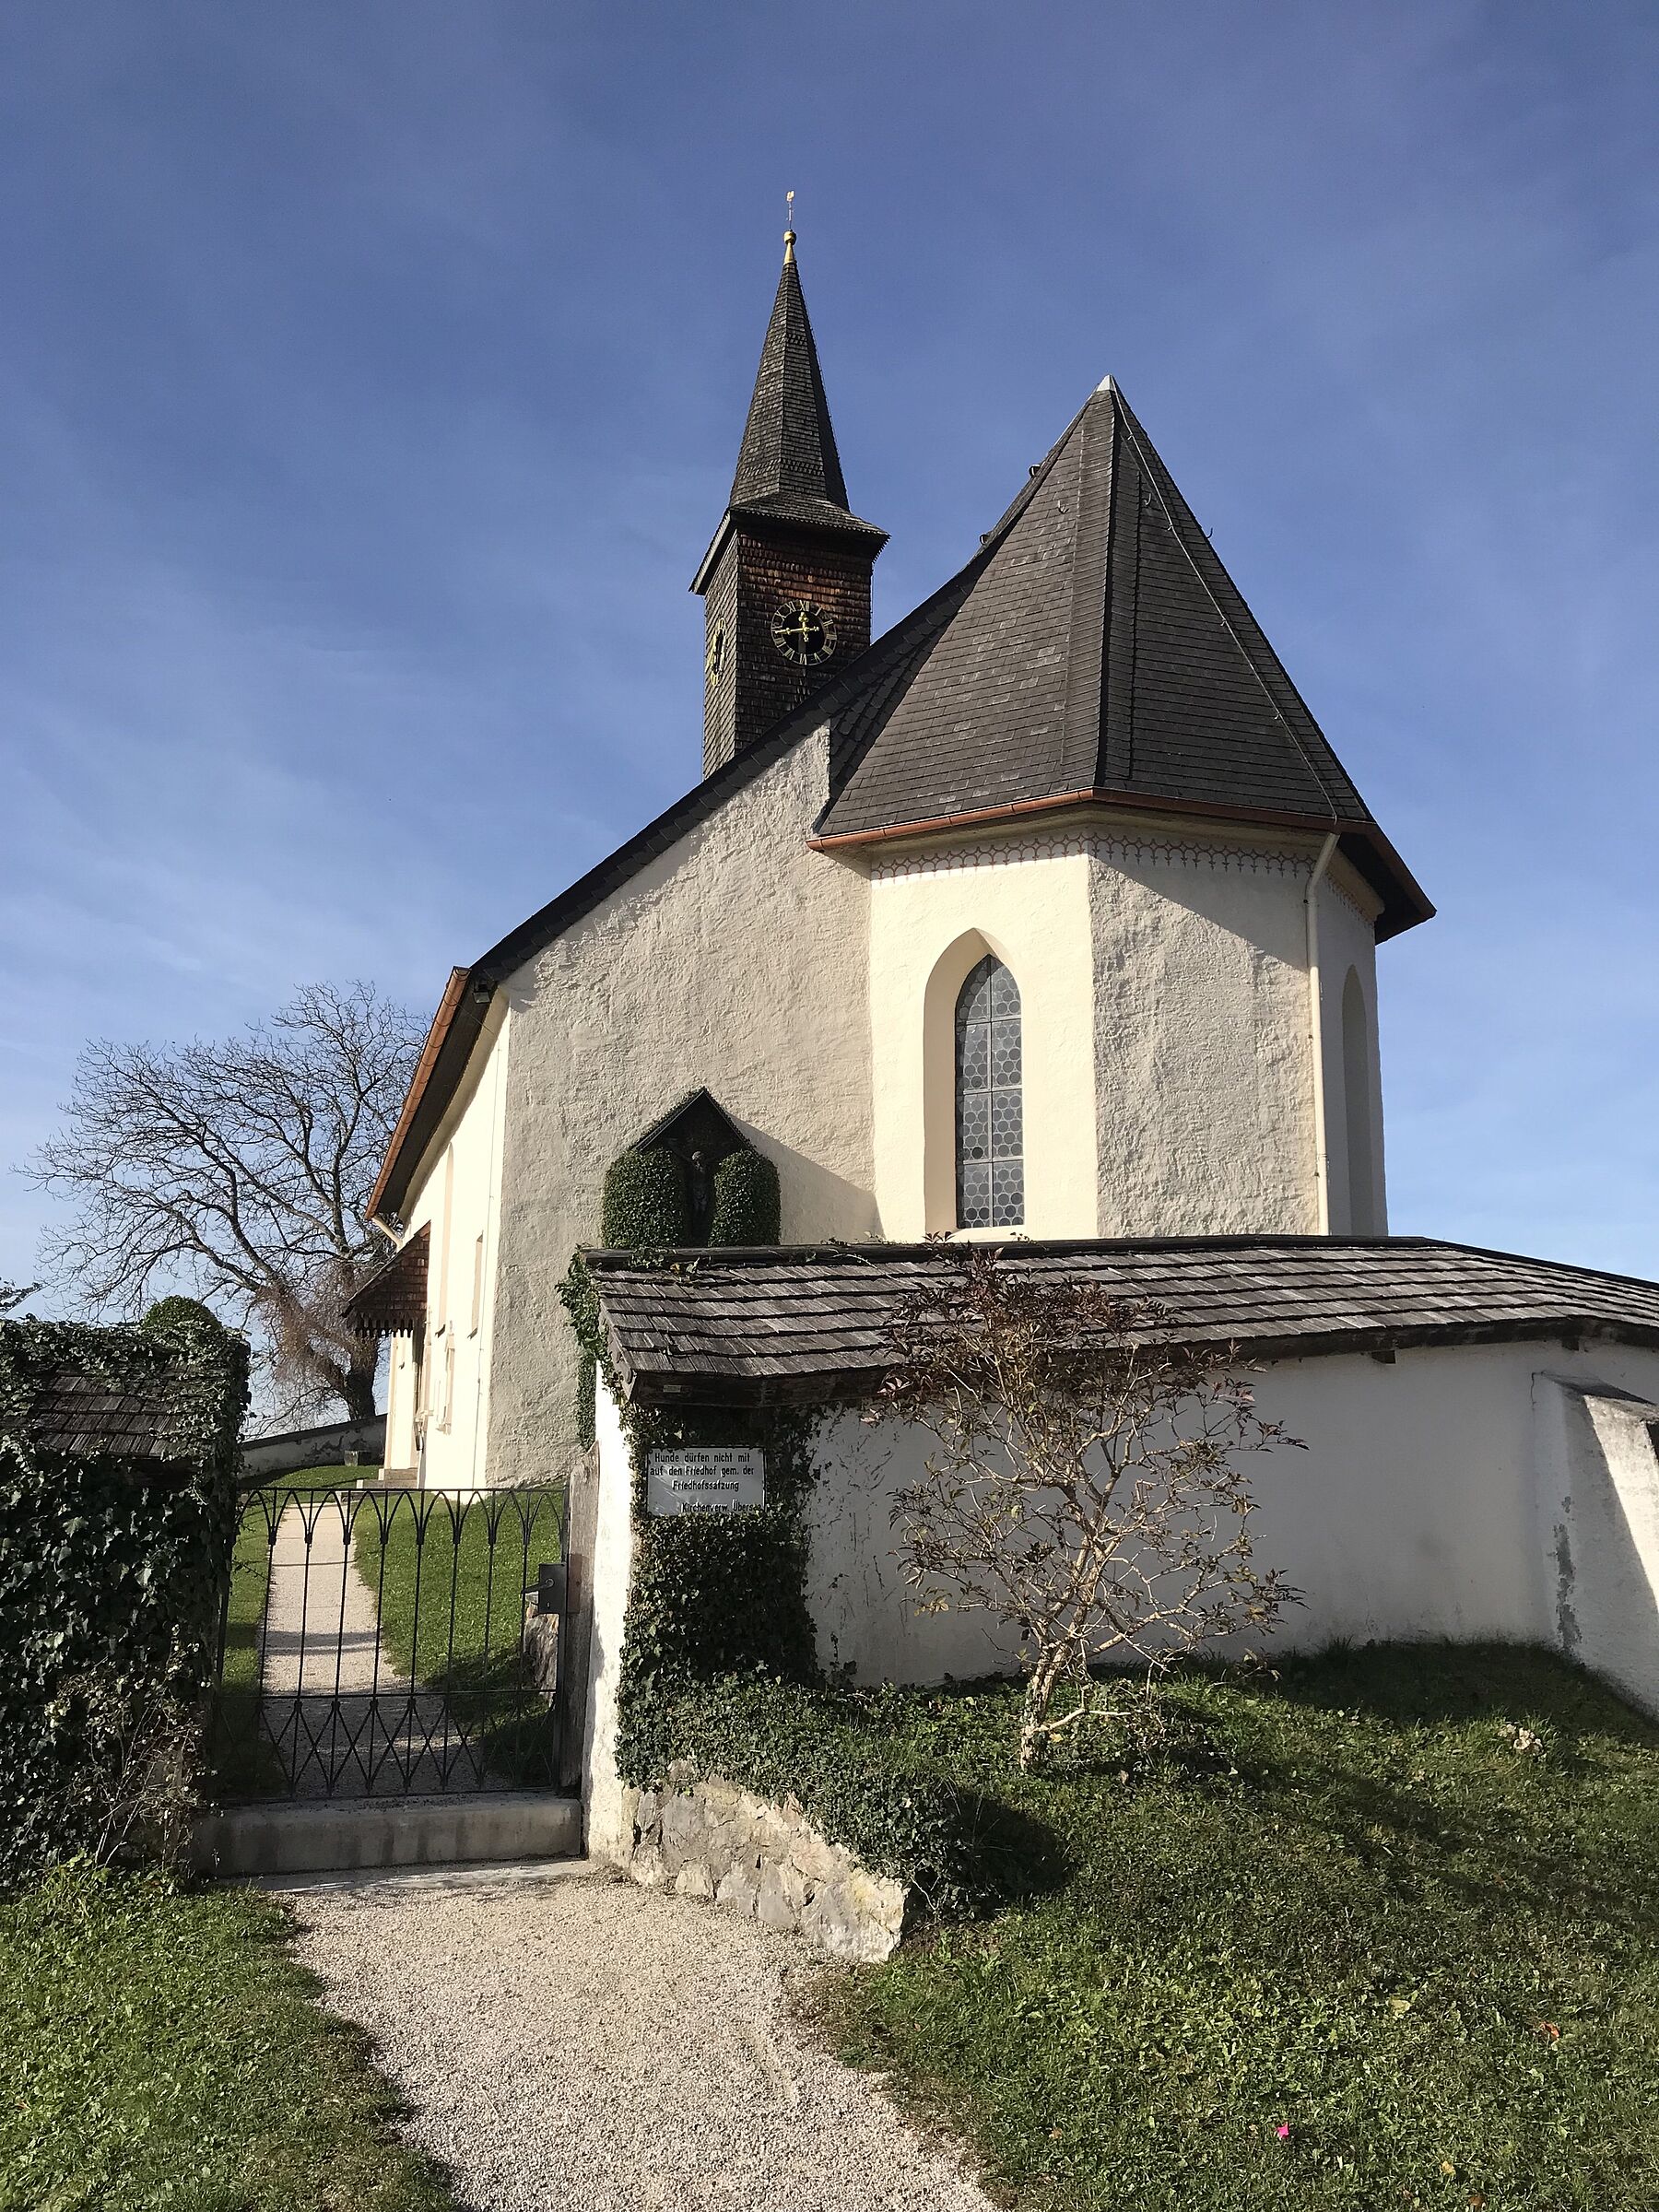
[585,1237,1659,1406]
[815,380,1428,935]
[29,1369,199,1464]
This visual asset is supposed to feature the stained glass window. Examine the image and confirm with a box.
[954,956,1024,1229]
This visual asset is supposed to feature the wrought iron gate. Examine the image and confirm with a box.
[210,1479,569,1802]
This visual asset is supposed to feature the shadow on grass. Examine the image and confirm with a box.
[1262,1637,1659,1743]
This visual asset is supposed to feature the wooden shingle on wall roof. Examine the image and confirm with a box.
[584,1237,1659,1407]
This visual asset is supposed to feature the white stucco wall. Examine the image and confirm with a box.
[866,817,1374,1243]
[801,1337,1659,1700]
[1534,1376,1659,1714]
[1088,826,1326,1235]
[582,1375,639,1858]
[382,1004,512,1487]
[485,731,877,1480]
[1317,873,1387,1235]
[869,842,1098,1238]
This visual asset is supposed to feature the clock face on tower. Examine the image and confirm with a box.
[770,598,838,667]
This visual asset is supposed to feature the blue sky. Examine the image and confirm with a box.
[5,0,1658,1288]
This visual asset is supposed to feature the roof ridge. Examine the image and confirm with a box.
[1107,386,1350,822]
[730,246,855,519]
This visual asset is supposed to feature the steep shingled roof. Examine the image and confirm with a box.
[369,373,1430,1225]
[813,379,1425,936]
[585,1238,1659,1407]
[724,244,884,540]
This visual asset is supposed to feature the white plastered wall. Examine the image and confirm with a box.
[1317,869,1387,1235]
[1088,826,1326,1235]
[867,817,1357,1243]
[582,1374,639,1858]
[869,841,1098,1238]
[802,1337,1659,1701]
[486,732,877,1481]
[381,1001,512,1488]
[1534,1374,1659,1714]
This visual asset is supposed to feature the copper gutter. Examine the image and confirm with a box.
[808,785,1435,938]
[368,967,472,1228]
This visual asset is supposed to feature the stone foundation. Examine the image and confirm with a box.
[622,1768,908,1963]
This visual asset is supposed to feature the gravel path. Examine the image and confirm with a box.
[283,1863,996,2212]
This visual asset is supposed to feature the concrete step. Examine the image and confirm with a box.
[194,1791,583,1877]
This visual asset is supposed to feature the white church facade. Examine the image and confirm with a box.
[347,233,1659,1734]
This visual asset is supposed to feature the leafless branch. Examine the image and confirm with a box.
[27,981,421,1421]
[872,1245,1303,1769]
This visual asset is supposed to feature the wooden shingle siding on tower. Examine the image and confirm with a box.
[694,236,886,773]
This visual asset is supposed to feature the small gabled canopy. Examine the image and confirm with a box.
[632,1088,750,1171]
[812,376,1430,939]
[343,1224,429,1340]
[693,234,886,593]
[29,1370,198,1467]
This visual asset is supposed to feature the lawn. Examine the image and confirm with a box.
[210,1468,375,1799]
[820,1644,1659,2212]
[0,1864,453,2212]
[353,1484,567,1785]
[209,1473,565,1796]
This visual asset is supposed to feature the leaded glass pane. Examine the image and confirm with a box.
[954,955,1023,1230]
[958,965,994,1025]
[958,1160,992,1229]
[992,1160,1024,1227]
[957,1089,989,1161]
[990,1094,1021,1158]
[957,1021,989,1089]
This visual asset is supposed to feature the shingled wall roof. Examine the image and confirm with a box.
[28,1368,202,1463]
[584,1238,1659,1406]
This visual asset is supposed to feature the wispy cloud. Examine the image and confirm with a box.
[4,0,1659,1284]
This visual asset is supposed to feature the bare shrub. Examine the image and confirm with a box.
[874,1246,1302,1770]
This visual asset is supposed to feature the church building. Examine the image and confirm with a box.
[348,230,1659,1736]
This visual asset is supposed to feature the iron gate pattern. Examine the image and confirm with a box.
[212,1480,569,1801]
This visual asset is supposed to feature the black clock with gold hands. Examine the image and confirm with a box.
[770,598,838,666]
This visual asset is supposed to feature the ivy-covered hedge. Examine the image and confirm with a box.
[0,1312,248,1878]
[602,1147,688,1249]
[708,1148,781,1246]
[622,1674,1000,1919]
[611,1397,821,1730]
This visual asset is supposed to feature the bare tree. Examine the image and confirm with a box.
[29,982,420,1422]
[874,1246,1301,1770]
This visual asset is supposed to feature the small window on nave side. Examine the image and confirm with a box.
[954,956,1024,1229]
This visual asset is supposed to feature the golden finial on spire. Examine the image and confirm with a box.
[783,188,796,264]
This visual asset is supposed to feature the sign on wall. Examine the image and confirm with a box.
[645,1446,766,1517]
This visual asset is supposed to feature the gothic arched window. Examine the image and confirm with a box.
[955,956,1024,1229]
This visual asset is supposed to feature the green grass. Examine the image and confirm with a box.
[0,1864,454,2212]
[819,1645,1659,2212]
[354,1487,566,1785]
[210,1470,376,1799]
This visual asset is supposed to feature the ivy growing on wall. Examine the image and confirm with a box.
[558,1262,998,1905]
[601,1146,690,1250]
[0,1310,249,1877]
[708,1149,781,1247]
[572,1129,781,1450]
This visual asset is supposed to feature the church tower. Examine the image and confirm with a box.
[692,225,887,776]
